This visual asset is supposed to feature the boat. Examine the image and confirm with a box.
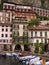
[6,52,12,57]
[35,61,42,65]
[29,57,40,65]
[46,61,49,65]
[18,55,36,64]
[0,52,6,58]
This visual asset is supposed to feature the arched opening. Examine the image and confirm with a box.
[24,45,30,51]
[15,44,21,50]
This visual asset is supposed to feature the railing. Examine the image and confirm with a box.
[12,19,28,23]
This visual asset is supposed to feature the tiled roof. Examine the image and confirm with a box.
[28,25,49,30]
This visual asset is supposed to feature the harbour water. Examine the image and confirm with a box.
[0,56,26,65]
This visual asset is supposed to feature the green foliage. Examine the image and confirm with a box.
[0,0,8,10]
[34,42,39,48]
[0,4,3,10]
[40,0,45,8]
[4,45,9,51]
[39,42,45,51]
[37,15,49,20]
[34,42,39,53]
[24,44,30,51]
[12,32,17,44]
[28,19,40,26]
[34,49,39,53]
[40,50,45,54]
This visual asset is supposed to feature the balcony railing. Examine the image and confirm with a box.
[12,19,28,23]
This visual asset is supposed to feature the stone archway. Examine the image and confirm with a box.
[24,45,30,51]
[14,44,21,50]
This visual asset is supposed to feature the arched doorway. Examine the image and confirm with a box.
[15,44,21,50]
[24,45,30,51]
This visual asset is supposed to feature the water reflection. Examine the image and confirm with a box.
[0,56,26,65]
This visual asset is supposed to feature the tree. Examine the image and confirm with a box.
[37,15,49,20]
[39,42,45,54]
[40,0,45,8]
[28,19,40,26]
[39,42,45,51]
[34,42,39,53]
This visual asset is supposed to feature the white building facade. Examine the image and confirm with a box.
[0,11,12,51]
[28,25,49,44]
[0,23,12,51]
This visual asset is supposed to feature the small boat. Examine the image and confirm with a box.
[6,52,12,57]
[19,55,36,63]
[29,57,40,65]
[0,52,6,58]
[46,61,49,65]
[17,53,22,56]
[12,53,20,58]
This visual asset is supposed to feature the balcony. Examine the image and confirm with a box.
[12,17,28,23]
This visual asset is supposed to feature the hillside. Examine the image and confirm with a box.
[7,0,49,9]
[0,0,49,9]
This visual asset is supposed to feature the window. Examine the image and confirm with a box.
[6,29,8,32]
[36,40,39,43]
[23,32,27,36]
[7,40,8,43]
[45,32,47,37]
[8,5,10,9]
[35,31,37,36]
[31,31,33,37]
[13,25,16,28]
[23,25,25,29]
[10,34,12,37]
[6,26,8,27]
[1,34,4,37]
[5,34,8,37]
[3,40,5,43]
[17,25,19,29]
[17,32,19,36]
[2,29,4,31]
[10,29,12,32]
[40,32,42,36]
[10,40,12,43]
[45,39,47,44]
[0,40,2,42]
[11,25,12,27]
[2,25,4,27]
[12,6,15,10]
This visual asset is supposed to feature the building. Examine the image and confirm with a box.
[3,2,49,18]
[0,2,49,52]
[0,11,12,23]
[0,10,12,51]
[41,21,49,25]
[0,23,12,51]
[32,6,49,17]
[3,2,36,20]
[28,25,49,43]
[28,25,49,51]
[12,17,29,51]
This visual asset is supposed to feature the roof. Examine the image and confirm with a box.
[28,25,49,31]
[0,23,12,26]
[3,2,32,7]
